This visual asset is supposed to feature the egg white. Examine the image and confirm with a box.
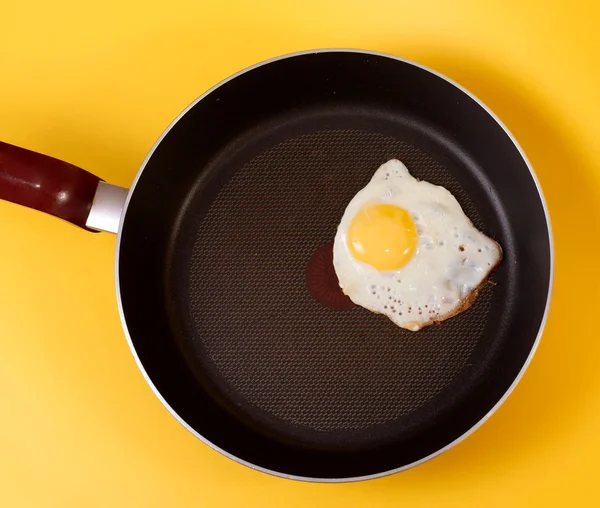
[333,159,502,331]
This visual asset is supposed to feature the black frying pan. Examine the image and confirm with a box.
[0,50,552,481]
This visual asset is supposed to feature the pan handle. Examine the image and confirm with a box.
[0,141,128,233]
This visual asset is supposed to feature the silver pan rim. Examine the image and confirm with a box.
[114,48,554,483]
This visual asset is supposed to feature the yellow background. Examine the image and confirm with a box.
[1,0,599,506]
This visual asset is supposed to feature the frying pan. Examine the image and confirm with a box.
[0,50,553,481]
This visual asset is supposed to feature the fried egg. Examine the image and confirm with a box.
[333,159,502,331]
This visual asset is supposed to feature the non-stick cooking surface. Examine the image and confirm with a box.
[168,112,508,449]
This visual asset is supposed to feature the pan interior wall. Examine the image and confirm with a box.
[118,52,550,477]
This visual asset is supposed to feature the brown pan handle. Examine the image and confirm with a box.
[0,141,128,233]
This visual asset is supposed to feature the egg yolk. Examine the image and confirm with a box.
[348,204,418,271]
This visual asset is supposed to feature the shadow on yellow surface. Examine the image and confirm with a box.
[145,48,600,506]
[339,47,599,488]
